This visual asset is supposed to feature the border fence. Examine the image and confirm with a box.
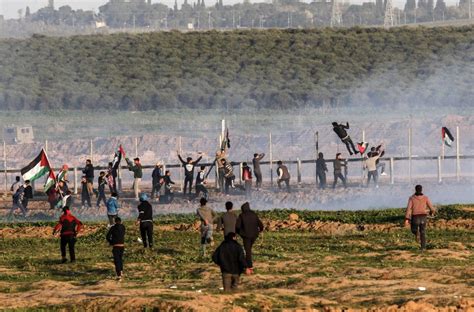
[1,121,473,196]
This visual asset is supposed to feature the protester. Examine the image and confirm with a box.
[106,216,126,281]
[216,150,227,193]
[151,162,163,200]
[332,122,359,156]
[126,157,143,201]
[80,176,92,208]
[82,159,94,197]
[195,166,209,200]
[47,187,58,210]
[316,152,328,189]
[252,153,265,190]
[106,192,120,226]
[276,161,291,192]
[53,207,83,263]
[97,171,107,208]
[367,145,387,176]
[212,232,247,292]
[332,153,347,189]
[365,152,381,188]
[10,176,21,195]
[236,202,264,274]
[10,183,26,217]
[405,185,436,251]
[107,162,118,194]
[218,201,238,236]
[197,198,217,257]
[22,180,33,211]
[242,162,253,198]
[178,152,203,195]
[137,193,153,249]
[162,170,175,204]
[222,159,235,194]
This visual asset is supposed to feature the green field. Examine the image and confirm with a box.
[0,205,473,310]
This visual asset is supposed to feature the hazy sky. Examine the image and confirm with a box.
[0,0,458,19]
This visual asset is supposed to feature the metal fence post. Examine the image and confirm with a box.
[408,128,412,183]
[135,137,138,158]
[90,139,93,162]
[269,132,273,187]
[390,157,394,185]
[118,167,122,192]
[297,157,302,184]
[437,156,442,183]
[74,167,78,195]
[456,126,460,182]
[3,141,7,195]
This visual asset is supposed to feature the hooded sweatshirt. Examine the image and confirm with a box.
[106,196,120,215]
[53,210,83,237]
[405,194,435,220]
[236,203,264,239]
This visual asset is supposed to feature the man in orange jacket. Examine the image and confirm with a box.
[53,206,83,263]
[405,185,435,251]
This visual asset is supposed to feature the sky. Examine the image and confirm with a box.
[0,0,458,19]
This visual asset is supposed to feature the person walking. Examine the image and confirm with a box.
[178,152,203,195]
[126,157,143,201]
[235,202,264,274]
[96,171,108,208]
[276,161,291,192]
[242,162,253,198]
[316,152,328,189]
[106,192,120,226]
[332,153,347,189]
[252,153,265,190]
[53,207,83,263]
[222,159,235,194]
[10,176,21,195]
[80,176,92,208]
[332,122,359,156]
[195,166,209,200]
[405,185,436,251]
[197,198,217,257]
[82,159,94,197]
[151,162,163,200]
[106,216,126,281]
[10,183,26,217]
[22,180,33,211]
[365,153,381,188]
[212,232,247,292]
[218,201,238,236]
[137,193,153,249]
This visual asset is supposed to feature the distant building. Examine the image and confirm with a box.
[3,126,34,144]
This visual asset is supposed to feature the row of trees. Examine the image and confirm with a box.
[0,27,473,110]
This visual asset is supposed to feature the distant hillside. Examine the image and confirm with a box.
[0,27,473,110]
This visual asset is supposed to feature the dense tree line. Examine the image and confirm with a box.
[0,27,473,110]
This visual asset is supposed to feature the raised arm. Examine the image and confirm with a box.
[177,154,186,165]
[194,155,203,165]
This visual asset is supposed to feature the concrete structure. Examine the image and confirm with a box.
[3,126,34,144]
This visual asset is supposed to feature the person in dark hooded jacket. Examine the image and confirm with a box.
[212,232,247,292]
[137,193,153,248]
[316,152,328,189]
[235,202,264,274]
[332,122,359,156]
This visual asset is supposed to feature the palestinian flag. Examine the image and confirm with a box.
[21,149,52,182]
[44,165,68,193]
[112,145,125,169]
[357,142,369,155]
[442,127,454,147]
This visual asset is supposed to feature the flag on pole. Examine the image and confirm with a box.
[21,149,53,182]
[112,145,125,169]
[442,127,454,147]
[44,164,68,193]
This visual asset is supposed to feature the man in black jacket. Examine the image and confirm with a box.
[82,159,94,197]
[137,193,153,249]
[177,152,203,195]
[316,153,328,189]
[106,217,126,280]
[151,162,163,200]
[332,122,359,156]
[212,232,247,292]
[235,202,264,274]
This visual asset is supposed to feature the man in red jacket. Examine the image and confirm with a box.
[405,185,435,251]
[53,206,83,263]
